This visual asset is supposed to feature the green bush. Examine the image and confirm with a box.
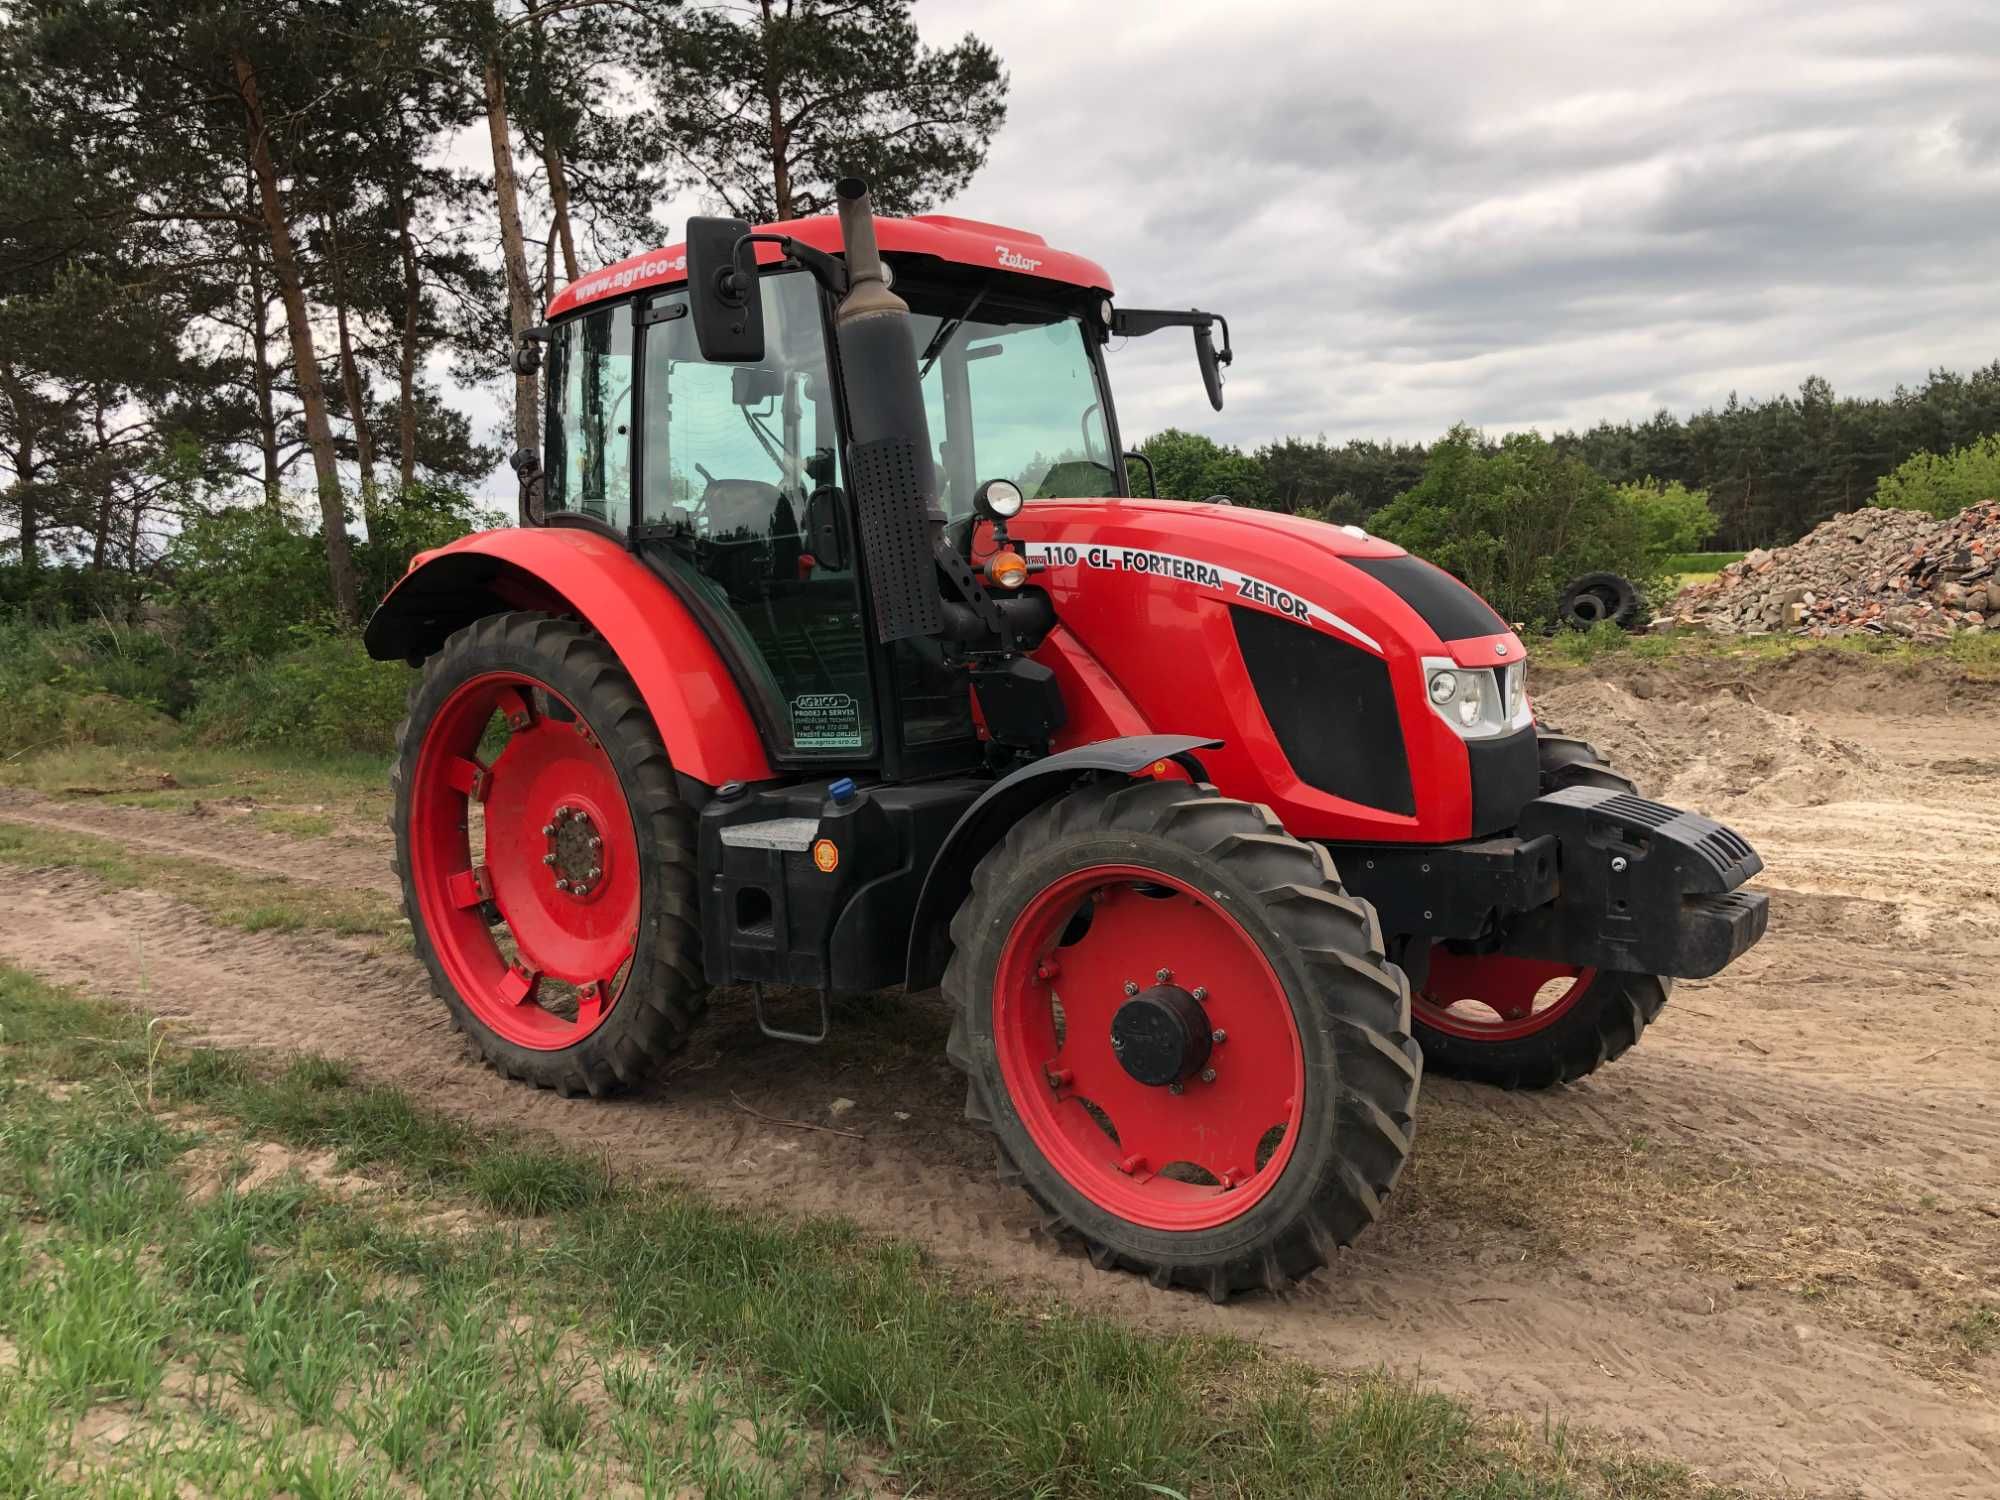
[187,634,412,755]
[1368,427,1669,627]
[1615,478,1718,555]
[1870,435,2000,518]
[0,617,190,754]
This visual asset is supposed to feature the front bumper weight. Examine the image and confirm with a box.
[1503,786,1769,979]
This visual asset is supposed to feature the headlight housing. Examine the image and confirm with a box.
[1422,658,1531,740]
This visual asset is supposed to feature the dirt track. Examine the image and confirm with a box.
[2,655,1996,1498]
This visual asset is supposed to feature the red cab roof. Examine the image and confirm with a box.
[545,212,1113,320]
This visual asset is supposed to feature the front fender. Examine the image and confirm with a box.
[903,734,1221,990]
[365,527,771,787]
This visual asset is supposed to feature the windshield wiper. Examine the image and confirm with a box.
[918,281,992,378]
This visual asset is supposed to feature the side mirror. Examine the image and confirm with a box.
[1194,323,1225,411]
[685,216,765,362]
[512,325,552,375]
[804,485,848,570]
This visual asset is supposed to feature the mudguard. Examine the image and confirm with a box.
[364,527,771,787]
[903,734,1220,990]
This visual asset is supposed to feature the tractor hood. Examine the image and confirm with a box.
[1017,497,1522,669]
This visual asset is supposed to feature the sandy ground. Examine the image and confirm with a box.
[2,654,1996,1498]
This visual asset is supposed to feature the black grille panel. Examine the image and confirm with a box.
[1467,727,1541,837]
[1345,554,1507,641]
[848,437,941,644]
[1232,608,1414,815]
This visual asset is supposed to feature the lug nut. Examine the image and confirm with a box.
[542,823,556,836]
[1211,1028,1227,1043]
[1191,986,1207,1002]
[1123,980,1139,996]
[1200,1067,1217,1084]
[555,878,570,892]
[586,866,601,880]
[543,853,557,866]
[1169,1082,1184,1095]
[1155,968,1173,983]
[588,836,603,852]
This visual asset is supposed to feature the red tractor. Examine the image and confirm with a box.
[368,181,1767,1299]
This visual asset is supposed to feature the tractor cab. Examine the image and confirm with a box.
[532,213,1138,780]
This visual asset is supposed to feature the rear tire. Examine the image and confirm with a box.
[1412,736,1665,1089]
[944,779,1420,1300]
[392,612,705,1098]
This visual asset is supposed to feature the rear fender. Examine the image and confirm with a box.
[364,527,772,787]
[904,734,1220,990]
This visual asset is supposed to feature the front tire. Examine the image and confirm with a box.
[1411,734,1666,1089]
[392,611,705,1097]
[944,779,1420,1300]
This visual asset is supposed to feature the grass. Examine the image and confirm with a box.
[0,740,389,822]
[1536,620,2000,673]
[0,962,1752,1500]
[0,818,402,939]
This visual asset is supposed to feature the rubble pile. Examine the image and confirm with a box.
[1662,500,2000,639]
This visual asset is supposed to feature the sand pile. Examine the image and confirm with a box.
[1531,679,1884,808]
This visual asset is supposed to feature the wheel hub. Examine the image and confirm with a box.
[541,804,606,898]
[1110,982,1214,1087]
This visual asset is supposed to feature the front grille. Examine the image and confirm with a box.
[1232,608,1414,814]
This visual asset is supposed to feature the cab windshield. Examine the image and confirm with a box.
[904,284,1117,515]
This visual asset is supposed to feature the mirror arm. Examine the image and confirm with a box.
[733,232,849,298]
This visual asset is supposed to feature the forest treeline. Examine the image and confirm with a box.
[4,0,1998,641]
[0,0,1006,621]
[1136,363,2000,549]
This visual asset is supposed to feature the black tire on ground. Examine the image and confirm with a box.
[1411,735,1666,1089]
[1411,970,1671,1090]
[391,611,706,1097]
[943,778,1421,1301]
[1536,732,1638,795]
[1558,571,1643,631]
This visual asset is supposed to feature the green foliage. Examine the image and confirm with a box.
[187,633,410,754]
[1615,478,1718,555]
[1870,434,2000,517]
[1369,427,1667,627]
[162,507,336,661]
[0,617,187,754]
[1136,427,1273,505]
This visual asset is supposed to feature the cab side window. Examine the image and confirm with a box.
[545,309,633,527]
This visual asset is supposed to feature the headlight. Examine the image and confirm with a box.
[974,478,1024,520]
[1422,657,1529,740]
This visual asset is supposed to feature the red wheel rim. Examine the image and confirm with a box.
[1416,948,1596,1041]
[407,671,640,1050]
[992,865,1306,1232]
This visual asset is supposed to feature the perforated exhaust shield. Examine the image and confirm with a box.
[849,437,944,643]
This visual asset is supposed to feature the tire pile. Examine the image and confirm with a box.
[1662,500,2000,639]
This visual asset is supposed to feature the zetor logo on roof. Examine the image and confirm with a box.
[996,244,1042,273]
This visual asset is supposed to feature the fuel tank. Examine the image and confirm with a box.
[1013,499,1535,845]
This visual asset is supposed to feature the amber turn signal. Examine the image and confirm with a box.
[985,547,1029,590]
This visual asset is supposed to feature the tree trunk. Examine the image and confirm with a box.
[234,49,361,627]
[325,214,379,524]
[760,0,792,219]
[395,187,420,490]
[543,137,579,284]
[243,206,281,508]
[483,52,540,465]
[91,389,114,570]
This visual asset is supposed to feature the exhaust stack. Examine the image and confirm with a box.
[831,178,944,643]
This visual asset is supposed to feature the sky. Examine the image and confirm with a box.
[461,0,2000,497]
